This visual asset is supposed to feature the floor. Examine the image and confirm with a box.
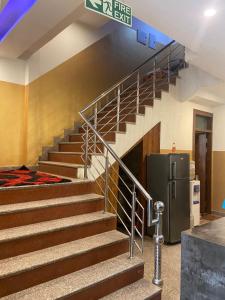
[142,215,223,300]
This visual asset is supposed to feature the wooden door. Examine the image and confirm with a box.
[195,133,208,213]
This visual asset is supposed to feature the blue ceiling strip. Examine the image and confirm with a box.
[0,0,38,42]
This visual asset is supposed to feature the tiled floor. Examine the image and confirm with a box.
[142,216,223,300]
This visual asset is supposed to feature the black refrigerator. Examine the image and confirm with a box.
[147,153,190,244]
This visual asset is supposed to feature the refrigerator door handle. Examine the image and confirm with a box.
[172,181,177,199]
[172,162,177,180]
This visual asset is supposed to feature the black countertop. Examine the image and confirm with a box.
[183,217,225,247]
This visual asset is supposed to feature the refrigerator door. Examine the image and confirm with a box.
[168,179,190,243]
[169,154,190,180]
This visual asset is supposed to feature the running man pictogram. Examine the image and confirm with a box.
[103,0,113,16]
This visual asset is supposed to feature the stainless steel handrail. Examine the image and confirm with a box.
[79,112,152,203]
[79,41,185,286]
[80,40,175,115]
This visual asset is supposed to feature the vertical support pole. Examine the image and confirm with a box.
[168,46,171,84]
[153,201,165,286]
[116,86,120,131]
[104,149,109,213]
[136,72,140,114]
[94,104,98,153]
[84,126,89,179]
[130,184,136,259]
[153,58,156,99]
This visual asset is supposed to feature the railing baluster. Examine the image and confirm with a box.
[94,104,98,153]
[116,86,120,131]
[153,58,156,98]
[136,72,140,114]
[168,46,171,84]
[130,184,136,259]
[104,149,109,213]
[84,126,89,179]
[153,201,165,286]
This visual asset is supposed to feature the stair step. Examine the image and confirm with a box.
[103,98,153,112]
[98,106,146,118]
[79,122,127,133]
[102,279,161,300]
[0,193,104,229]
[0,181,95,205]
[69,132,116,143]
[59,142,105,153]
[2,253,143,300]
[48,152,83,164]
[95,114,137,125]
[38,161,85,178]
[0,211,116,259]
[0,230,129,297]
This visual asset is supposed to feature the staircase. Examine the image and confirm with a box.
[0,41,186,299]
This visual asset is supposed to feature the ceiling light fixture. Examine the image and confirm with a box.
[0,0,38,42]
[204,8,217,17]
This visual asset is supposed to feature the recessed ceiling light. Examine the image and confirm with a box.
[204,8,217,17]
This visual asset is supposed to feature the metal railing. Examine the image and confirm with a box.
[79,41,186,286]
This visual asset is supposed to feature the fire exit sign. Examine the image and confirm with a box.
[85,0,132,27]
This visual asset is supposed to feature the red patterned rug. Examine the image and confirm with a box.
[0,167,71,187]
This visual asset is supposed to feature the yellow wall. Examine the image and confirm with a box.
[0,81,26,167]
[27,27,159,165]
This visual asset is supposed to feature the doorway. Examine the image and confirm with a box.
[193,110,213,214]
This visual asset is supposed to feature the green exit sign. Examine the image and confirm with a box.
[85,0,132,27]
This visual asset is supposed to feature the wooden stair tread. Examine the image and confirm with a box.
[0,230,128,279]
[49,151,82,154]
[39,161,85,168]
[2,253,143,300]
[0,193,103,215]
[0,211,114,243]
[49,151,103,156]
[102,279,161,299]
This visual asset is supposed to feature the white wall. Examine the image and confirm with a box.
[173,64,224,105]
[157,89,213,150]
[213,105,225,151]
[0,57,26,85]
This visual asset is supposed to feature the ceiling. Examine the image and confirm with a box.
[0,0,107,59]
[1,0,225,95]
[125,0,225,82]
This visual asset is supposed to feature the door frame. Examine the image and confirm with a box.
[193,109,213,214]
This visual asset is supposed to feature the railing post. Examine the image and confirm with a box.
[168,46,171,84]
[104,149,109,213]
[94,104,98,153]
[153,58,156,98]
[116,86,120,131]
[153,201,165,286]
[84,126,89,179]
[130,184,136,259]
[136,72,140,114]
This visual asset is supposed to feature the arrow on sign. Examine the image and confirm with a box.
[89,0,102,9]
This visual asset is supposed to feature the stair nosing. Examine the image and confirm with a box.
[49,151,83,155]
[38,161,85,168]
[101,278,161,299]
[1,253,143,300]
[0,230,128,279]
[0,193,104,215]
[0,211,115,243]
